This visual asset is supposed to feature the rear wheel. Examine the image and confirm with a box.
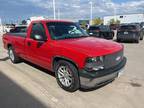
[54,60,80,92]
[117,38,121,42]
[140,32,143,40]
[8,46,21,63]
[135,38,139,43]
[140,35,143,40]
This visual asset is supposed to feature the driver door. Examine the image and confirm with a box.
[25,22,51,69]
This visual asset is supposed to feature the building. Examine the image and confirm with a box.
[104,13,144,25]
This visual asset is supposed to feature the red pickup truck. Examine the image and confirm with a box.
[2,20,126,92]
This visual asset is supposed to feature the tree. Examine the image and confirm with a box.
[91,17,103,25]
[79,20,88,30]
[109,18,120,25]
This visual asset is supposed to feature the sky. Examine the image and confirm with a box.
[0,0,144,23]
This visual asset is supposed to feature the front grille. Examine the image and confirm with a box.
[104,49,123,69]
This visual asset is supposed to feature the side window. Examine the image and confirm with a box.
[30,23,47,40]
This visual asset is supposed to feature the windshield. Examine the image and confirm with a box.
[47,22,89,40]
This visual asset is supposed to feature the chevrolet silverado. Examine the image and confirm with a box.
[2,20,126,92]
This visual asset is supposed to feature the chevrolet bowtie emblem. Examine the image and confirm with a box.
[116,56,121,61]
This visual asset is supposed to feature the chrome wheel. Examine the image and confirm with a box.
[57,66,73,87]
[9,48,14,61]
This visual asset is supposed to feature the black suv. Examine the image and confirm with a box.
[117,24,144,43]
[88,25,114,40]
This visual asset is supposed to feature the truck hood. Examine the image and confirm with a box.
[56,37,123,57]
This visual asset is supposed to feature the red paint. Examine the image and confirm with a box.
[2,20,123,71]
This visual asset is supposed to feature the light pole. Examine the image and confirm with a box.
[108,0,116,21]
[90,1,93,25]
[53,0,56,19]
[114,7,117,21]
[58,8,60,20]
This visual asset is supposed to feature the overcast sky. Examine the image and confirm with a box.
[0,0,144,23]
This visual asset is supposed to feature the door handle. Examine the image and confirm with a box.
[27,42,31,46]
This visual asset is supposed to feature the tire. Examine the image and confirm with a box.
[140,32,143,40]
[140,36,143,40]
[8,46,21,63]
[117,38,121,42]
[135,38,139,43]
[54,60,80,92]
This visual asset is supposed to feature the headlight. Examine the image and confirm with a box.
[85,56,104,71]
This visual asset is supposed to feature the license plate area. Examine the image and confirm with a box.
[124,32,128,34]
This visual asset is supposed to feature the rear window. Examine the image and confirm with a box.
[120,25,136,30]
[89,26,100,30]
[89,26,110,31]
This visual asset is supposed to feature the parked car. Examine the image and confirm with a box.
[88,25,114,40]
[117,24,144,43]
[140,22,144,28]
[3,24,15,33]
[2,20,126,92]
[10,25,27,33]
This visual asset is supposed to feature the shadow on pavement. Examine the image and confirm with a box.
[23,60,55,77]
[0,71,49,108]
[0,57,9,61]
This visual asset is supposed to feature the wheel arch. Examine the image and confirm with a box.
[52,56,79,71]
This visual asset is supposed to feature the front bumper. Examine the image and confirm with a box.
[79,57,127,88]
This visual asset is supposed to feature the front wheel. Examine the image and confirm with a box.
[54,60,80,92]
[135,37,140,43]
[117,38,121,42]
[8,46,21,63]
[140,36,143,40]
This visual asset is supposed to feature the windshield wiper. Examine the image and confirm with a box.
[63,35,89,39]
[55,35,89,40]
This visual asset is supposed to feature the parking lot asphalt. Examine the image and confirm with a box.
[0,36,144,108]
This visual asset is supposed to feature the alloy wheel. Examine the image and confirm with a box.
[9,48,14,61]
[57,66,73,87]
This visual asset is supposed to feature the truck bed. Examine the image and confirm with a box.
[6,33,27,38]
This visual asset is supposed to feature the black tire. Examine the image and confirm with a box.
[135,38,139,43]
[140,36,143,40]
[117,38,121,42]
[54,60,80,92]
[140,32,143,40]
[8,46,21,63]
[135,36,140,43]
